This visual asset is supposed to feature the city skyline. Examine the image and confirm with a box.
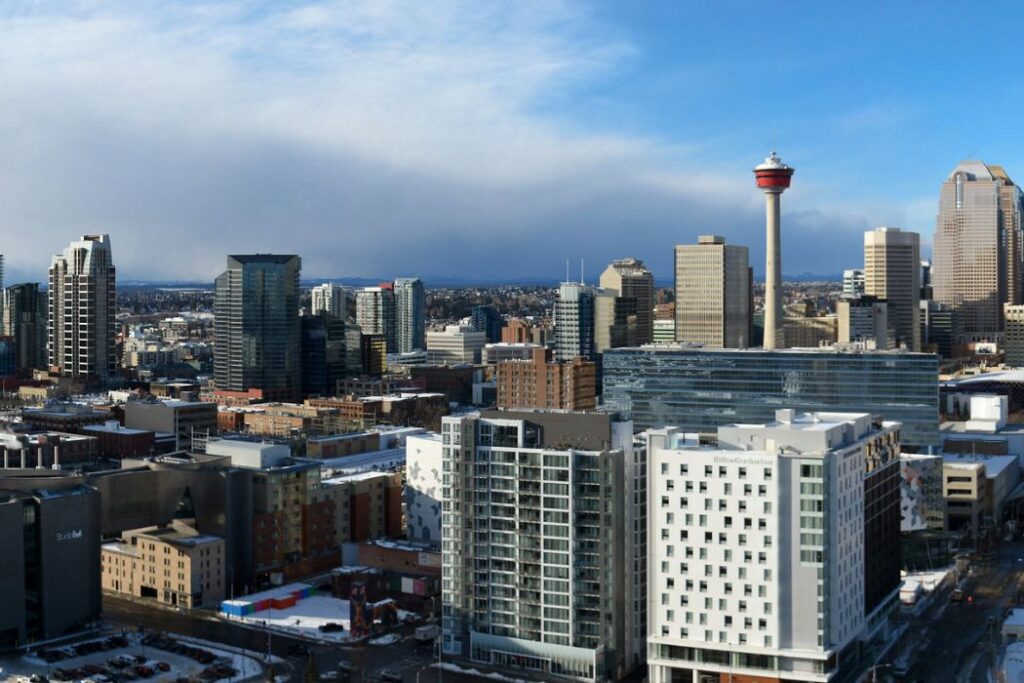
[3,3,1024,283]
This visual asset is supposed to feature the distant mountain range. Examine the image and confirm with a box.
[116,272,844,290]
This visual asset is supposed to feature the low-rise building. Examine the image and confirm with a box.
[82,421,158,459]
[784,313,838,347]
[481,343,543,365]
[205,439,339,582]
[496,347,597,410]
[323,471,403,543]
[22,402,113,433]
[123,398,218,451]
[426,325,486,365]
[943,454,1020,539]
[409,365,481,404]
[101,522,226,609]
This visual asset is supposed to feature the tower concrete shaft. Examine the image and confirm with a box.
[753,151,794,350]
[764,191,783,349]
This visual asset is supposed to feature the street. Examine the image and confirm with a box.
[895,540,1024,682]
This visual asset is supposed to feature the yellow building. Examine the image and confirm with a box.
[101,523,225,609]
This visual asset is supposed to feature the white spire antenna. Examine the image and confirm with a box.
[565,259,570,284]
[580,258,585,285]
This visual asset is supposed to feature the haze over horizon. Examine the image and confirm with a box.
[3,2,1023,284]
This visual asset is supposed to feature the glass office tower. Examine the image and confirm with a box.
[602,345,939,450]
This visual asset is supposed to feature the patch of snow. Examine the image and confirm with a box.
[225,595,353,643]
[368,634,401,646]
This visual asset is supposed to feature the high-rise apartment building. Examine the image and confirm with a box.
[441,410,642,681]
[674,236,750,349]
[3,283,46,373]
[48,235,117,384]
[602,346,939,449]
[213,254,301,401]
[842,269,865,298]
[554,282,596,361]
[933,161,1024,341]
[310,283,349,319]
[645,410,901,683]
[356,285,397,353]
[496,348,597,410]
[598,258,655,348]
[864,227,920,350]
[394,277,426,353]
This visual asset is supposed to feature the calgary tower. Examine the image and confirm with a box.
[753,151,794,350]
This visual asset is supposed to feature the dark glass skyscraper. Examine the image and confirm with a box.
[3,283,46,373]
[214,255,301,400]
[470,304,503,343]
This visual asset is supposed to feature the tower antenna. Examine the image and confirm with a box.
[566,259,569,284]
[580,258,585,285]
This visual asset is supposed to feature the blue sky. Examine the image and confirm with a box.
[0,1,1021,283]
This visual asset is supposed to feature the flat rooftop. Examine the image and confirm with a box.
[82,423,152,436]
[319,447,405,474]
[615,343,935,357]
[323,470,396,485]
[943,453,1018,478]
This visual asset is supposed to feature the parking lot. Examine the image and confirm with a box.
[1,633,265,683]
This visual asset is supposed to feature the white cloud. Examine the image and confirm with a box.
[0,1,892,283]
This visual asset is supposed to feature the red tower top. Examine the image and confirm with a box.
[754,151,794,191]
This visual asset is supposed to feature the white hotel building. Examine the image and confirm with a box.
[645,410,900,683]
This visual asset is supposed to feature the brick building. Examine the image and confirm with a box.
[496,347,597,410]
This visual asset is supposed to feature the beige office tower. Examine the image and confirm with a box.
[598,257,655,347]
[933,161,1024,341]
[864,227,921,350]
[674,235,750,348]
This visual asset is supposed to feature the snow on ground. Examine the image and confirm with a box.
[434,662,529,683]
[902,566,953,593]
[225,595,352,643]
[905,565,950,593]
[368,634,401,646]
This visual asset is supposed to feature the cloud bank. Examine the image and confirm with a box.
[0,1,913,284]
